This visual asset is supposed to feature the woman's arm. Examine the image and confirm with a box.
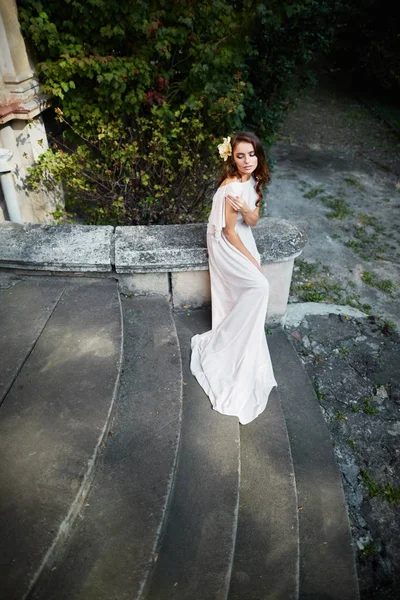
[222,199,261,270]
[225,194,260,226]
[241,204,259,226]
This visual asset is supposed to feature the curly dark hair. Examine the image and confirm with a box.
[217,131,270,206]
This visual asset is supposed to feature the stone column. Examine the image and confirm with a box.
[0,0,63,223]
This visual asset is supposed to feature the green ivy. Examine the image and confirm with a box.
[19,0,336,224]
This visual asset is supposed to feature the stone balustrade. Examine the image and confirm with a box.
[0,218,307,324]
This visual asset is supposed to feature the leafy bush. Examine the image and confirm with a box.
[29,101,222,224]
[19,0,336,224]
[244,1,335,140]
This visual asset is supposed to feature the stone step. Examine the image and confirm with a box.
[228,382,299,599]
[31,296,183,600]
[1,277,360,600]
[270,329,360,600]
[0,278,123,600]
[145,310,240,600]
[0,276,65,404]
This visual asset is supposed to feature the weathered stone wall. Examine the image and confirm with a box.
[0,219,307,324]
[0,0,61,224]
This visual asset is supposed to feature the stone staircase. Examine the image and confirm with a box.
[0,275,360,600]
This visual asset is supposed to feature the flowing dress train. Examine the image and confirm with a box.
[190,176,277,425]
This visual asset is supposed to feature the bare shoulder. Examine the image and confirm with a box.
[219,177,241,189]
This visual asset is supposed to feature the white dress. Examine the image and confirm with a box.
[190,176,277,425]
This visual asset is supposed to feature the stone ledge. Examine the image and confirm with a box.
[115,224,207,273]
[115,218,307,273]
[0,218,306,274]
[0,220,307,323]
[253,217,307,263]
[0,223,114,272]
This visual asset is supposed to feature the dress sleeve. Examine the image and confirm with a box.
[207,182,242,242]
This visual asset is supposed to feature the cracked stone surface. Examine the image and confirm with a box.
[114,218,307,273]
[0,223,114,271]
[286,313,400,600]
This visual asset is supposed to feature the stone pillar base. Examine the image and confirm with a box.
[118,272,170,299]
[171,270,211,309]
[262,259,295,325]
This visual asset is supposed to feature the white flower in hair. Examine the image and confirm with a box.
[218,136,232,161]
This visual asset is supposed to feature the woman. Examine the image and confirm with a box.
[190,131,277,425]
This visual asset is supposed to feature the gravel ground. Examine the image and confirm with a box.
[276,77,400,599]
[286,313,400,600]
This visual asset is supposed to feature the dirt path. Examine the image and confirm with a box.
[268,77,400,329]
[278,76,400,177]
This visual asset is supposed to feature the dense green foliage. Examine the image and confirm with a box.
[19,0,334,224]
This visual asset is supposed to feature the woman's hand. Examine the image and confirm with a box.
[226,193,259,226]
[225,194,250,215]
